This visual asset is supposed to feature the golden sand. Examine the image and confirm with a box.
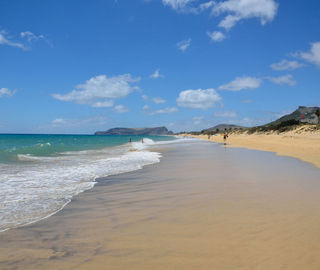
[185,128,320,168]
[1,142,320,269]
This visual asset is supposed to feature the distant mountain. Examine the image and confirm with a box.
[202,124,247,133]
[95,126,173,135]
[266,106,320,126]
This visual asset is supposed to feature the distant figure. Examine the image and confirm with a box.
[223,133,228,144]
[208,135,211,139]
[141,138,144,143]
[129,138,132,143]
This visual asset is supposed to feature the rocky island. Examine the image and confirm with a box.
[95,126,173,135]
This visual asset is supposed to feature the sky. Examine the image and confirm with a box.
[0,0,320,134]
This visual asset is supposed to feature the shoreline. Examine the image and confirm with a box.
[183,132,320,168]
[1,141,320,269]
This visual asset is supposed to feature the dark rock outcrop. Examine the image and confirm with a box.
[267,106,320,126]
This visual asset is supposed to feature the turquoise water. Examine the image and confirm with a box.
[0,134,175,163]
[0,134,178,232]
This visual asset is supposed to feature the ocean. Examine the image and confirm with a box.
[0,134,179,232]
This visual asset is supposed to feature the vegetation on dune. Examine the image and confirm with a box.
[177,106,320,135]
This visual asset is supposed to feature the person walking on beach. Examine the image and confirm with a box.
[141,138,144,143]
[129,138,131,143]
[223,133,228,143]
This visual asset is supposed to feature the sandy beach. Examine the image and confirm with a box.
[1,140,320,269]
[185,128,320,168]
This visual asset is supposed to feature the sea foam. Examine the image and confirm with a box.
[0,138,165,232]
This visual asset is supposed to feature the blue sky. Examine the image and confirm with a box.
[0,0,319,133]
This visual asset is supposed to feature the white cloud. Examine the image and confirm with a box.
[142,94,149,101]
[207,31,226,42]
[20,31,44,42]
[52,74,140,107]
[143,105,151,110]
[198,1,216,11]
[192,116,204,125]
[0,30,24,49]
[150,69,163,79]
[177,88,222,109]
[214,111,237,118]
[219,76,261,91]
[152,97,166,104]
[0,88,15,97]
[162,0,215,13]
[92,100,114,108]
[270,59,304,71]
[151,107,178,114]
[212,0,279,30]
[298,42,320,67]
[162,0,196,13]
[113,105,128,113]
[177,38,191,52]
[266,74,296,86]
[52,118,67,125]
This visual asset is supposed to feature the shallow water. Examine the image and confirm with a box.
[0,134,177,232]
[1,140,320,270]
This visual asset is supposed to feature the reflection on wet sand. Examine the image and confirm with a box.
[1,141,320,270]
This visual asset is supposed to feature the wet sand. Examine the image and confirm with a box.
[1,141,320,269]
[186,132,320,168]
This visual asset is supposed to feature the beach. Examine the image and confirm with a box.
[1,140,320,269]
[186,128,320,168]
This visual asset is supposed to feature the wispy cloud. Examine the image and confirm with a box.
[296,42,320,67]
[162,0,215,13]
[113,105,128,113]
[143,104,151,110]
[21,31,44,42]
[270,59,304,71]
[266,74,296,86]
[0,88,16,97]
[150,107,178,114]
[152,97,166,104]
[214,111,237,118]
[177,88,222,109]
[192,116,205,125]
[0,30,24,49]
[177,38,191,52]
[52,118,66,125]
[52,74,140,107]
[219,76,262,91]
[207,31,226,42]
[229,117,265,127]
[0,29,50,50]
[150,69,164,79]
[141,94,149,101]
[162,0,197,13]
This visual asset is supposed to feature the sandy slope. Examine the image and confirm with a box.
[184,125,320,168]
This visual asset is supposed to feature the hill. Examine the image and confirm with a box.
[266,106,320,126]
[95,126,173,135]
[202,124,247,133]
